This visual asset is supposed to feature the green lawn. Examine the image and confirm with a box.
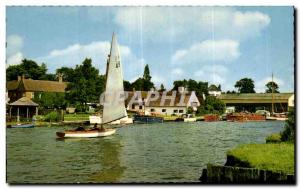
[63,113,90,121]
[227,143,294,174]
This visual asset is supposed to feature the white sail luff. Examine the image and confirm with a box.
[102,33,127,124]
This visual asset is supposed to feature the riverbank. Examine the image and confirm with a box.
[200,142,295,183]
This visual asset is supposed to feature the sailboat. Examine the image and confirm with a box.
[56,33,127,138]
[265,73,288,121]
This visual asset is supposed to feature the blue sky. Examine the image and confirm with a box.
[6,6,294,92]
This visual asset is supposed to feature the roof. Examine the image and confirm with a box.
[218,93,294,104]
[125,91,193,107]
[6,78,68,92]
[9,97,39,106]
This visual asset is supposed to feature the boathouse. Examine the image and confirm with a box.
[125,87,200,116]
[8,96,39,122]
[6,75,68,103]
[217,93,294,113]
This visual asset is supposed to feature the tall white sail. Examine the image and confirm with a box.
[102,33,127,124]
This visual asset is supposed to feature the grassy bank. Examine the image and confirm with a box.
[227,143,294,174]
[63,113,90,121]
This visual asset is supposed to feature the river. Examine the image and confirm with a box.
[6,121,285,183]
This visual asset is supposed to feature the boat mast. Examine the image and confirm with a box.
[271,72,274,114]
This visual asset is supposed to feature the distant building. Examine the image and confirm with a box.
[125,87,200,116]
[217,93,294,113]
[6,75,68,103]
[208,84,221,97]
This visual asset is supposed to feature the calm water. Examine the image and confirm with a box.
[7,121,285,183]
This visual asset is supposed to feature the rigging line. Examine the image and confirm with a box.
[139,7,144,75]
[212,7,216,85]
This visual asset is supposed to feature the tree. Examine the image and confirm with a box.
[159,84,165,92]
[56,67,75,82]
[123,80,132,91]
[234,78,255,93]
[172,80,188,91]
[6,59,48,81]
[33,92,66,109]
[281,108,295,142]
[143,64,151,81]
[265,81,279,93]
[131,65,154,91]
[66,58,105,111]
[131,77,154,91]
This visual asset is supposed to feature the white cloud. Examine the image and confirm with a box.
[37,40,144,81]
[152,74,166,88]
[172,39,240,64]
[194,65,229,85]
[7,35,23,56]
[114,7,271,42]
[7,52,23,66]
[6,35,24,66]
[256,76,284,93]
[171,68,184,76]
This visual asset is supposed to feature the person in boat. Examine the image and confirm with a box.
[75,125,85,131]
[91,123,99,131]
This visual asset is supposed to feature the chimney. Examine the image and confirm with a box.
[133,87,135,92]
[17,76,21,81]
[178,86,185,94]
[58,73,63,83]
[21,74,25,80]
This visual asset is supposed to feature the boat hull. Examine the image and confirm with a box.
[8,124,35,128]
[56,128,116,138]
[133,115,163,124]
[184,118,197,122]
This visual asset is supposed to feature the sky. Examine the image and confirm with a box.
[6,6,294,92]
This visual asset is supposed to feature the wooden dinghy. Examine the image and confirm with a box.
[56,128,116,138]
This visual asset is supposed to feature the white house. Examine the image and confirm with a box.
[125,87,200,116]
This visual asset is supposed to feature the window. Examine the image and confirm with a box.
[151,109,155,112]
[139,106,143,110]
[179,109,184,113]
[173,109,178,113]
[162,109,166,113]
[131,104,135,109]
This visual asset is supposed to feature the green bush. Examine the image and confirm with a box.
[281,108,295,142]
[266,133,281,143]
[44,111,59,122]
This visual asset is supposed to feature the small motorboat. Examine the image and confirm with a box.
[56,128,116,138]
[8,123,35,128]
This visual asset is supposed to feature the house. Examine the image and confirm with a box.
[208,84,221,97]
[217,93,294,113]
[6,75,68,103]
[125,87,200,116]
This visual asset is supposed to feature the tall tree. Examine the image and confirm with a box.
[234,78,256,93]
[172,79,188,91]
[159,84,166,92]
[56,67,75,82]
[66,58,105,111]
[143,64,151,81]
[265,81,279,93]
[123,80,132,91]
[6,59,47,81]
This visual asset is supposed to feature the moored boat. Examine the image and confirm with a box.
[204,114,220,122]
[133,115,163,124]
[8,123,35,128]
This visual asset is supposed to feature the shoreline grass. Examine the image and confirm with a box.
[227,143,294,174]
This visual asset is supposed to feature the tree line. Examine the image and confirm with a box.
[6,58,280,113]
